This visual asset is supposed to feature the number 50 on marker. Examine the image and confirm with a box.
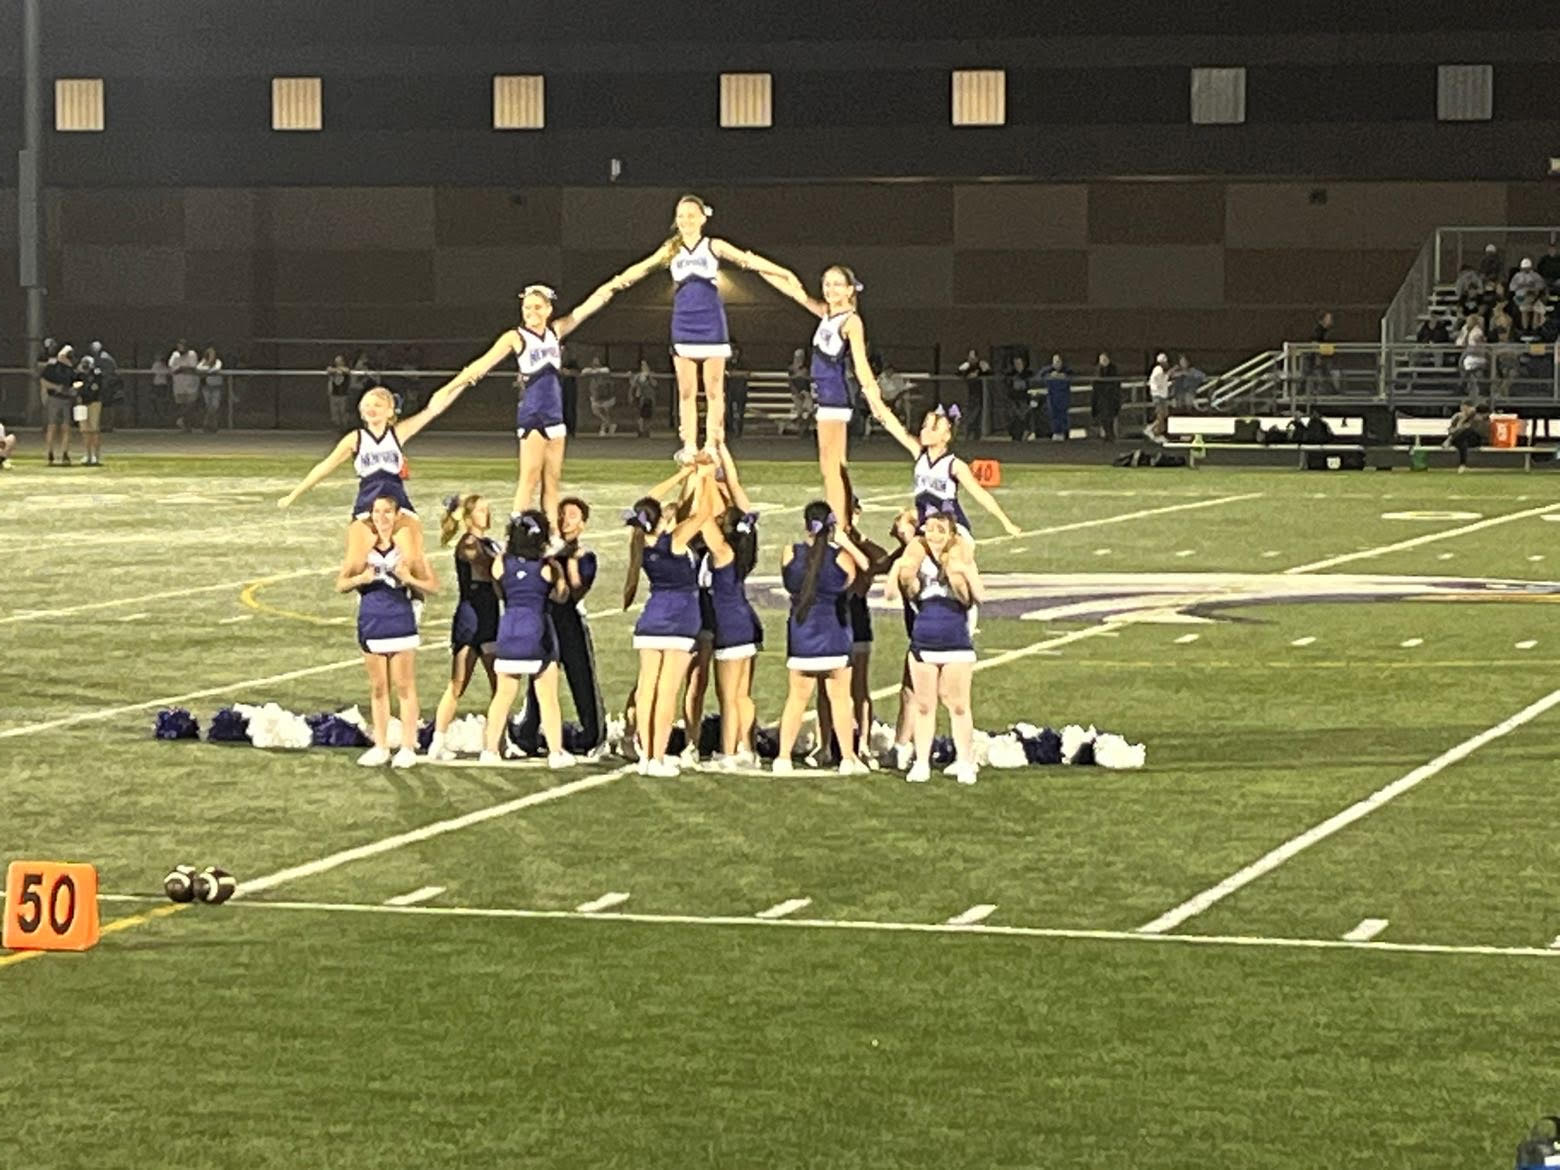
[2,861,100,952]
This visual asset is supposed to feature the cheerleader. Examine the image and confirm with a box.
[428,493,500,762]
[279,384,467,579]
[763,270,882,525]
[696,444,764,768]
[882,507,923,770]
[444,278,618,525]
[897,507,986,784]
[335,494,439,768]
[843,494,895,758]
[514,495,606,755]
[612,195,791,460]
[481,510,575,769]
[858,399,1023,540]
[775,502,871,775]
[624,464,717,776]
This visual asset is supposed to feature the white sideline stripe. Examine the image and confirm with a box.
[1342,917,1389,942]
[91,895,1560,961]
[982,492,1262,545]
[1437,552,1455,560]
[1136,685,1560,935]
[0,658,361,740]
[755,898,812,920]
[576,891,630,914]
[1291,637,1317,647]
[1092,548,1111,556]
[946,903,997,926]
[1283,502,1560,574]
[384,885,445,907]
[218,615,254,625]
[237,765,638,897]
[0,568,320,624]
[116,613,150,623]
[1174,549,1196,558]
[1516,640,1538,650]
[1173,633,1199,644]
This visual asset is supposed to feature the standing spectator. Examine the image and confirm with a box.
[560,349,580,437]
[725,347,748,440]
[326,353,352,431]
[1442,400,1490,473]
[1004,354,1033,441]
[40,344,79,465]
[169,339,200,431]
[1305,310,1340,394]
[1170,354,1206,411]
[1042,354,1072,441]
[780,348,814,437]
[197,346,224,432]
[89,341,120,430]
[629,360,657,438]
[876,360,914,428]
[1477,242,1504,283]
[31,337,58,426]
[1538,242,1560,293]
[1454,263,1483,312]
[76,353,104,466]
[1092,351,1121,442]
[150,347,171,424]
[1509,259,1548,331]
[347,349,376,412]
[1455,313,1487,398]
[0,418,15,468]
[583,352,616,435]
[1144,352,1172,444]
[958,347,991,434]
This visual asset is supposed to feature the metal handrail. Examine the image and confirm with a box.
[1206,350,1284,411]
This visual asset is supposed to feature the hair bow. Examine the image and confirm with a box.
[806,511,837,536]
[518,515,542,535]
[701,203,713,217]
[443,494,461,514]
[851,277,864,292]
[936,403,962,422]
[622,507,653,532]
[937,499,960,517]
[522,283,557,303]
[735,511,758,535]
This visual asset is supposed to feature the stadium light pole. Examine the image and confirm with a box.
[18,0,45,364]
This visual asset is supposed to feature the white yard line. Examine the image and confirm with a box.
[1284,502,1560,574]
[237,765,638,897]
[93,894,1560,962]
[0,568,321,625]
[576,891,631,914]
[945,904,998,926]
[755,897,812,920]
[384,885,445,907]
[1136,685,1560,935]
[0,659,362,741]
[980,492,1263,546]
[1290,637,1316,647]
[1342,918,1389,942]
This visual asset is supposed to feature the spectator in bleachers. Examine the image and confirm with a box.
[1042,354,1071,442]
[1092,352,1121,442]
[1144,352,1172,444]
[560,349,580,436]
[1538,242,1560,293]
[629,360,657,439]
[876,360,914,428]
[1005,354,1033,441]
[40,344,79,465]
[726,349,748,440]
[1170,354,1206,410]
[1454,263,1483,311]
[1509,259,1548,331]
[583,352,616,435]
[347,349,376,410]
[779,349,814,437]
[1455,313,1487,398]
[1305,310,1340,394]
[197,347,224,432]
[169,339,200,431]
[1478,243,1504,283]
[1442,400,1490,473]
[149,347,171,423]
[326,353,352,431]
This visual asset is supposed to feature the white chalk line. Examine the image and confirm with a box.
[384,885,445,907]
[0,568,323,625]
[89,894,1560,962]
[1284,501,1560,574]
[981,492,1263,546]
[1136,685,1560,934]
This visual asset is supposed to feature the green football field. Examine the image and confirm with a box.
[4,448,1560,1167]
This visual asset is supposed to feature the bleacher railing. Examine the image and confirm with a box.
[1382,225,1559,344]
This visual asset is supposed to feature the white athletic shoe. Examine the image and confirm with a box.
[390,747,418,769]
[427,745,457,762]
[478,749,502,766]
[906,761,931,783]
[730,747,757,769]
[891,742,914,772]
[547,750,577,769]
[953,761,979,786]
[837,758,871,777]
[771,758,794,776]
[679,743,701,768]
[647,757,680,778]
[357,745,391,767]
[636,755,651,776]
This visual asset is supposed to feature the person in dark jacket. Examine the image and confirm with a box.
[1092,352,1121,441]
[1042,354,1072,441]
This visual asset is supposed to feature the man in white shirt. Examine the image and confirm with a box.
[1144,352,1171,444]
[169,339,200,431]
[1510,258,1549,331]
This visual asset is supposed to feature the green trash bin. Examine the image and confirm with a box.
[1410,446,1429,472]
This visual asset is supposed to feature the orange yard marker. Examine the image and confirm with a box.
[969,458,1002,488]
[2,861,100,952]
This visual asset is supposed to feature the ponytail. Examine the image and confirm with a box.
[724,508,759,580]
[440,493,475,546]
[793,501,835,623]
[621,496,660,609]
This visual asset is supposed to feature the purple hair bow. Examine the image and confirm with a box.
[936,403,962,422]
[735,511,758,535]
[443,494,461,513]
[622,507,654,533]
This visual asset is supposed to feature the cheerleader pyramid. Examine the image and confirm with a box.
[279,194,1026,782]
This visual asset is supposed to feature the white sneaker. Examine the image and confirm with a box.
[357,745,391,767]
[547,750,577,769]
[730,747,757,769]
[427,745,456,762]
[502,739,525,760]
[478,749,502,766]
[391,747,418,769]
[906,761,931,783]
[837,758,871,777]
[679,743,701,768]
[891,742,913,771]
[954,761,979,786]
[647,757,680,778]
[636,755,651,776]
[771,758,794,776]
